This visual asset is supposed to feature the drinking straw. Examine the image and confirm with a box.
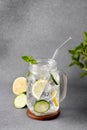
[52,37,72,60]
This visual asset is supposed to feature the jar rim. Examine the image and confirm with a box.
[28,58,57,72]
[29,58,57,66]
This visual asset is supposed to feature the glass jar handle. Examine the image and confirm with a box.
[59,72,67,103]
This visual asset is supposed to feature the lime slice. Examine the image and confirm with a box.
[32,79,48,99]
[34,100,50,114]
[14,93,27,108]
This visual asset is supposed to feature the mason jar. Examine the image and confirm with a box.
[26,59,67,120]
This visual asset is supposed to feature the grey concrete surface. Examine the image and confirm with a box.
[0,0,87,130]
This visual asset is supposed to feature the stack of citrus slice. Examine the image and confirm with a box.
[12,77,27,108]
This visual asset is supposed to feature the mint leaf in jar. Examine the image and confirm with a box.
[22,56,38,64]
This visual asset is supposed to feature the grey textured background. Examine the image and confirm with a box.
[0,0,87,130]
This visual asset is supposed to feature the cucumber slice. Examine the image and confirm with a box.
[34,100,50,114]
[14,93,27,108]
[50,73,58,85]
[50,72,59,85]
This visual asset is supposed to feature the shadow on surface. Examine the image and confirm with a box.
[59,88,87,124]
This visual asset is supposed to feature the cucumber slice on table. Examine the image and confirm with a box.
[34,100,50,114]
[14,93,27,108]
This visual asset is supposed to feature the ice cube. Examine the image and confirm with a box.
[39,66,50,80]
[41,84,54,101]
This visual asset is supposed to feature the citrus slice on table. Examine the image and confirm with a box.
[52,90,59,107]
[12,77,27,95]
[32,79,48,99]
[14,93,27,108]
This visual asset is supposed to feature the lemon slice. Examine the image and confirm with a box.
[12,77,27,95]
[52,90,59,107]
[32,79,48,99]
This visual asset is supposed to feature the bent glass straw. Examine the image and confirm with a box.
[52,37,72,60]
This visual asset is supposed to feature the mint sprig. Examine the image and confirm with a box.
[69,32,87,77]
[22,56,38,64]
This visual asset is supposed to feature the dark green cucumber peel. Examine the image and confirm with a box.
[34,100,50,114]
[50,73,58,85]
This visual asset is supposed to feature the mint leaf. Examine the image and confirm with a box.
[76,44,84,54]
[82,67,87,71]
[69,61,84,68]
[69,49,76,54]
[74,61,84,68]
[80,71,87,78]
[22,56,38,64]
[69,61,76,67]
[82,56,87,61]
[84,32,87,42]
[83,41,87,46]
[69,32,87,77]
[72,53,80,61]
[75,43,83,51]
